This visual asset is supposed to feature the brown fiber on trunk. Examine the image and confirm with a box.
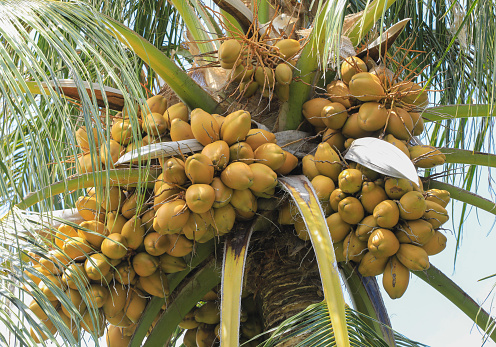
[244,228,323,331]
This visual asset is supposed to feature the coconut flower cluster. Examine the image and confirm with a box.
[218,38,301,101]
[25,94,299,345]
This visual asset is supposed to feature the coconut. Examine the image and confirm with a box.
[373,200,400,228]
[368,228,400,258]
[341,56,367,84]
[358,252,389,277]
[326,213,352,242]
[338,197,365,225]
[396,219,435,246]
[357,102,388,131]
[355,215,379,241]
[170,118,195,141]
[321,103,349,129]
[338,169,363,194]
[383,256,410,299]
[190,108,220,146]
[398,191,427,220]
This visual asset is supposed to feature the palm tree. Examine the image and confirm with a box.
[0,0,495,346]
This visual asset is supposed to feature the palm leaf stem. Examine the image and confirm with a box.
[340,263,396,347]
[220,220,256,347]
[280,0,346,131]
[439,148,496,168]
[422,104,495,123]
[413,264,496,344]
[15,168,160,210]
[105,17,221,113]
[279,175,350,347]
[143,257,221,347]
[423,179,496,216]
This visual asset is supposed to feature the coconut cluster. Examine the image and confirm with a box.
[180,288,262,347]
[278,57,451,299]
[218,38,301,101]
[280,151,450,299]
[25,94,299,345]
[24,183,186,344]
[301,55,438,159]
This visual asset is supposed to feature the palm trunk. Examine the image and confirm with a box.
[245,230,323,339]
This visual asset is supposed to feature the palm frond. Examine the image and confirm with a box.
[260,301,428,347]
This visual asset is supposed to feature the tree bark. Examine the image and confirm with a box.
[244,228,323,332]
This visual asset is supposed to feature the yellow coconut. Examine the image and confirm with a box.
[115,262,136,285]
[358,252,389,277]
[212,204,236,234]
[143,95,168,116]
[398,191,427,220]
[219,39,242,63]
[185,153,215,184]
[275,150,298,175]
[302,154,320,180]
[383,256,410,299]
[326,80,352,108]
[186,184,216,214]
[190,108,220,146]
[349,72,385,102]
[220,110,251,145]
[359,181,388,214]
[385,107,414,141]
[425,189,450,208]
[395,244,430,271]
[245,129,277,151]
[313,142,342,182]
[140,269,169,298]
[229,142,255,164]
[342,231,368,263]
[341,112,374,139]
[357,102,389,131]
[396,219,435,246]
[75,195,106,222]
[321,102,349,130]
[326,213,352,243]
[409,145,446,168]
[338,197,365,225]
[423,200,449,229]
[142,113,167,135]
[384,134,410,158]
[78,220,109,248]
[154,199,190,234]
[322,128,346,153]
[302,98,332,127]
[161,157,187,185]
[100,233,128,260]
[384,177,414,199]
[421,230,447,255]
[253,143,286,170]
[144,232,170,256]
[249,163,278,193]
[274,39,301,60]
[201,140,230,171]
[338,169,363,194]
[220,162,254,190]
[355,215,379,241]
[170,118,195,141]
[341,56,367,84]
[368,228,400,258]
[84,253,111,281]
